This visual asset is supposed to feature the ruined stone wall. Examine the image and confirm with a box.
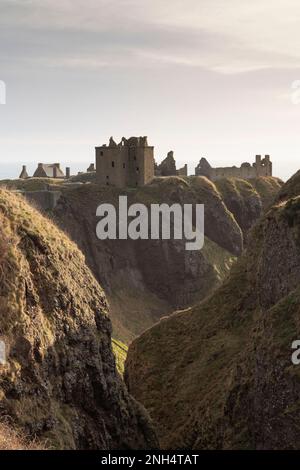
[21,190,62,211]
[156,151,177,176]
[177,164,188,177]
[195,155,272,181]
[155,152,188,177]
[210,165,257,180]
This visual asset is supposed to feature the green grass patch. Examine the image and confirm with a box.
[112,338,128,376]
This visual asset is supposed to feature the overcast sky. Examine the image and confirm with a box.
[0,0,300,180]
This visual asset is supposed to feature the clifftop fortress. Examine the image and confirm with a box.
[195,155,272,181]
[18,135,273,188]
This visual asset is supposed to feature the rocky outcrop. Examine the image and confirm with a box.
[125,171,300,450]
[0,189,157,450]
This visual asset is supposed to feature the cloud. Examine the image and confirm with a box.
[1,0,300,73]
[1,0,300,181]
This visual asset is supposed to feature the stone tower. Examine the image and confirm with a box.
[254,154,272,177]
[95,136,154,188]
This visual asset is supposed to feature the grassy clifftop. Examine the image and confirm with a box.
[0,177,64,191]
[0,189,157,449]
[215,176,282,208]
[125,172,300,450]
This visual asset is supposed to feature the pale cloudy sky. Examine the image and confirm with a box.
[0,0,300,179]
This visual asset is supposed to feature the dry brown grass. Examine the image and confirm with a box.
[0,421,44,450]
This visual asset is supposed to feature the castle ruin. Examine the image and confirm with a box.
[195,155,272,181]
[155,151,188,177]
[95,136,154,188]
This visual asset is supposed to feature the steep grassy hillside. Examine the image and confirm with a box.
[0,189,157,450]
[125,172,300,450]
[250,176,283,208]
[52,175,280,343]
[52,176,241,343]
[276,169,300,202]
[214,176,282,240]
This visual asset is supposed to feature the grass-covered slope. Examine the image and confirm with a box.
[1,175,280,345]
[112,339,128,376]
[250,176,283,207]
[125,172,300,450]
[52,175,280,343]
[0,189,157,450]
[52,176,241,343]
[214,176,283,240]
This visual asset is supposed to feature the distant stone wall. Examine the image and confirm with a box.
[21,190,62,211]
[210,165,257,180]
[177,164,188,177]
[195,155,272,181]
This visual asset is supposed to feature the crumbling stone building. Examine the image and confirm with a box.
[95,136,154,187]
[155,151,188,177]
[195,155,272,181]
[33,163,66,179]
[19,163,71,179]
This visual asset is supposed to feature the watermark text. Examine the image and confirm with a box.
[96,196,204,251]
[0,80,6,104]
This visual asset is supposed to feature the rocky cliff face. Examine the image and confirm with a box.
[0,189,157,450]
[125,172,300,450]
[53,176,281,343]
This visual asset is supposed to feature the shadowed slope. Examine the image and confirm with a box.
[125,172,300,450]
[0,189,157,450]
